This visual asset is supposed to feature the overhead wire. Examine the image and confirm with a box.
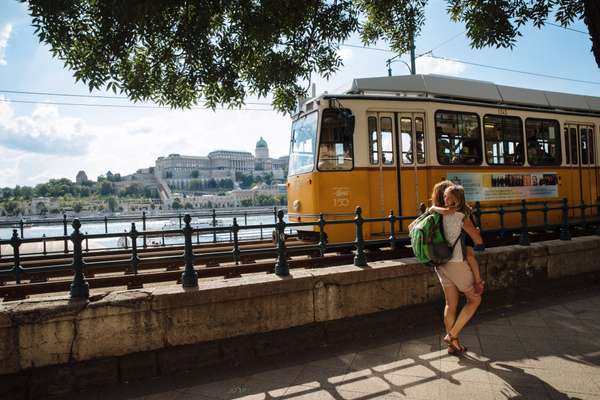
[546,22,588,35]
[0,89,272,106]
[0,98,276,111]
[426,54,600,85]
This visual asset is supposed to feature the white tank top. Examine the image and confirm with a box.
[442,212,464,262]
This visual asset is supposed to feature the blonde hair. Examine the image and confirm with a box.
[431,180,453,207]
[444,185,472,214]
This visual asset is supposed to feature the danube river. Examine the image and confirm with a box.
[0,213,286,254]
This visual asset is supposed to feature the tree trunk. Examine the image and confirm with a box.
[584,0,600,68]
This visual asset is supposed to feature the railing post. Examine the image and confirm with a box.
[104,216,108,234]
[124,229,128,249]
[274,210,289,276]
[178,213,183,229]
[42,234,47,256]
[63,213,68,253]
[212,209,217,243]
[19,218,24,238]
[244,211,248,226]
[181,214,198,287]
[10,229,22,285]
[560,198,571,241]
[273,206,278,224]
[519,200,530,246]
[232,217,240,265]
[85,232,89,253]
[498,206,506,238]
[543,202,549,230]
[354,207,367,267]
[260,223,263,240]
[318,213,327,257]
[69,219,89,299]
[388,210,396,251]
[129,223,139,275]
[580,200,587,226]
[142,211,147,249]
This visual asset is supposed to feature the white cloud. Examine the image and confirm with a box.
[416,56,466,76]
[0,98,92,155]
[337,47,353,62]
[0,24,13,66]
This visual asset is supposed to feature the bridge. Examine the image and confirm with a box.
[1,200,600,399]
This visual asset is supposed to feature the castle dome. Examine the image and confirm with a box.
[256,137,268,148]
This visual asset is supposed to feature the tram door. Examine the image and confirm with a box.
[564,124,597,213]
[367,112,398,235]
[398,112,427,230]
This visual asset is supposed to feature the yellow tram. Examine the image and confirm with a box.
[286,75,600,242]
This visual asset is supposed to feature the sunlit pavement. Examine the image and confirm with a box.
[89,289,600,400]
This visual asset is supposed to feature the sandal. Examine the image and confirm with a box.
[443,333,467,354]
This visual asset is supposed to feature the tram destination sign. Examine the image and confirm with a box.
[446,172,559,202]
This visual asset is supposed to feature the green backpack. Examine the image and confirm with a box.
[409,212,463,266]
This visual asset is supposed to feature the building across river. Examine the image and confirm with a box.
[155,137,288,188]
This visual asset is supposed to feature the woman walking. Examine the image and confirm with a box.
[431,182,484,354]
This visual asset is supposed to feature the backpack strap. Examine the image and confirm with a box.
[449,231,463,249]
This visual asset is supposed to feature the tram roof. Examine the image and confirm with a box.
[346,75,600,114]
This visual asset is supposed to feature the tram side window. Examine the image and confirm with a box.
[570,127,578,164]
[415,117,426,164]
[525,119,561,166]
[435,111,482,165]
[580,126,595,165]
[381,117,394,165]
[589,127,595,164]
[400,117,413,164]
[581,128,589,164]
[483,115,524,165]
[369,117,378,164]
[564,128,570,164]
[318,109,354,171]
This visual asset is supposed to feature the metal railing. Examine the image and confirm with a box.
[1,198,599,301]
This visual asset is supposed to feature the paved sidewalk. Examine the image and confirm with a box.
[93,289,600,400]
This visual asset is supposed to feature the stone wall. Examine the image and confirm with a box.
[1,236,600,397]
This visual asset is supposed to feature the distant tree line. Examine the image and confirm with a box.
[1,174,159,201]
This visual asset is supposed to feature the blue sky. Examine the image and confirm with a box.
[0,1,598,187]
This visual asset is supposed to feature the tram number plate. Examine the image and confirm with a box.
[333,186,350,207]
[498,108,507,115]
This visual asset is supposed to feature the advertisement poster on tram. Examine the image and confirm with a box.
[446,172,559,202]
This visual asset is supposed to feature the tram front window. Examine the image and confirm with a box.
[318,108,355,171]
[289,111,318,175]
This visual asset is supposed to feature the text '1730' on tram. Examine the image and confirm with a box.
[286,74,600,243]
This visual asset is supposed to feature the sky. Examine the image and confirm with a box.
[0,1,599,188]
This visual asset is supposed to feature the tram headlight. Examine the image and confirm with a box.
[292,200,301,211]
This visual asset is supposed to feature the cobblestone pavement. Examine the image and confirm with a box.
[91,289,600,400]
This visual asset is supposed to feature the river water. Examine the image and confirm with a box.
[0,214,285,251]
